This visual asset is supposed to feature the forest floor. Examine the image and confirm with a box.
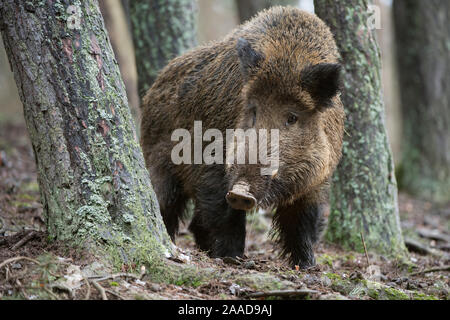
[0,120,449,300]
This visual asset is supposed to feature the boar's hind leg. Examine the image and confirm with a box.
[189,206,213,252]
[273,197,326,269]
[149,164,187,241]
[189,190,246,258]
[161,192,188,242]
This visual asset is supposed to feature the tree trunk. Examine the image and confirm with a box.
[129,0,198,96]
[235,0,298,24]
[314,0,406,256]
[99,0,140,123]
[0,0,174,264]
[393,0,450,204]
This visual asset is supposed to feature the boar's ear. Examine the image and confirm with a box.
[237,38,264,76]
[300,63,342,108]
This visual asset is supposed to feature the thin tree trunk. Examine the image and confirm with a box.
[393,0,450,204]
[129,0,198,97]
[235,0,297,24]
[314,0,406,256]
[0,0,173,263]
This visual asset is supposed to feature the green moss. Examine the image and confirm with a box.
[394,257,418,273]
[412,292,439,300]
[331,278,354,296]
[317,253,335,267]
[173,275,204,288]
[324,272,342,281]
[159,265,217,288]
[363,280,411,300]
[345,253,356,262]
[384,287,410,300]
[12,199,35,208]
[20,181,40,193]
[218,293,229,299]
[234,272,293,292]
[367,288,380,299]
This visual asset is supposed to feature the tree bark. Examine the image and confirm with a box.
[0,0,174,264]
[235,0,298,24]
[129,0,198,96]
[99,0,140,123]
[393,0,450,204]
[314,0,406,256]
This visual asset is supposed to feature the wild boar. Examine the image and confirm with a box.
[140,6,344,268]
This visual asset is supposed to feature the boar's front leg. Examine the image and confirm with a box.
[272,194,327,269]
[189,180,246,258]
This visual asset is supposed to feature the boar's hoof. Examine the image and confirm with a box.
[226,190,256,211]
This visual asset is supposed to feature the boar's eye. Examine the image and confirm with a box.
[286,113,298,126]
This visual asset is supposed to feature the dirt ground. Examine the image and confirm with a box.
[0,121,449,300]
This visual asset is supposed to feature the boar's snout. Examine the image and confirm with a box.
[226,182,256,211]
[226,191,256,211]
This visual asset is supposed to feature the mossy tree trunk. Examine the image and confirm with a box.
[0,0,174,265]
[129,0,198,96]
[99,0,140,122]
[393,0,450,204]
[314,0,406,256]
[234,0,298,24]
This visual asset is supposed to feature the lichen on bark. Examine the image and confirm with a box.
[128,0,198,96]
[0,0,174,265]
[314,0,406,257]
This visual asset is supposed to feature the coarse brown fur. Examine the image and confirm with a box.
[140,6,344,268]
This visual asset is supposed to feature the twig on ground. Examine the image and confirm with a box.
[10,231,38,250]
[43,287,60,300]
[0,256,41,269]
[0,217,5,234]
[409,265,450,276]
[222,256,242,266]
[4,265,10,282]
[245,289,319,299]
[360,232,370,266]
[105,289,125,300]
[88,272,141,282]
[16,279,29,300]
[417,228,450,243]
[91,280,107,300]
[404,237,442,256]
[83,276,91,300]
[49,283,75,299]
[5,265,29,285]
[435,243,450,251]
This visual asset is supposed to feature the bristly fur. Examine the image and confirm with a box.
[140,6,344,268]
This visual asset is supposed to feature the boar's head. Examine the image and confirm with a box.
[226,38,344,211]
